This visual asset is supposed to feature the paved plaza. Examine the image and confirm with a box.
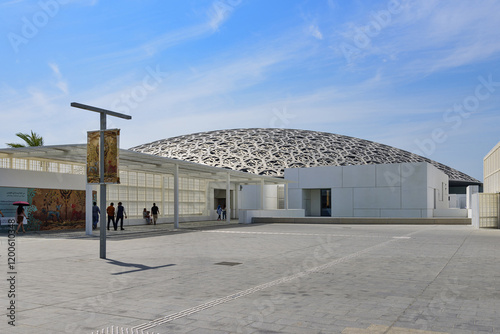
[1,222,500,333]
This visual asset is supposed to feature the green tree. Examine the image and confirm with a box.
[6,131,44,148]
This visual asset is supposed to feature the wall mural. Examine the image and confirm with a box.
[28,188,87,231]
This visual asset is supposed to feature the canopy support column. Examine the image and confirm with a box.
[226,173,231,223]
[260,180,264,210]
[285,183,289,210]
[85,184,93,236]
[174,163,179,229]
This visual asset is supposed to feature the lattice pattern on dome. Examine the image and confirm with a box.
[130,128,479,183]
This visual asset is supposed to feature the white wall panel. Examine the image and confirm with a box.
[342,165,376,187]
[298,166,342,188]
[287,188,302,210]
[354,187,401,209]
[353,209,380,217]
[332,188,353,217]
[401,186,427,209]
[284,168,299,188]
[376,163,401,187]
[400,162,427,189]
[380,209,424,218]
[239,185,259,209]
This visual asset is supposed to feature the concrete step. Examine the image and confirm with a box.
[252,217,471,225]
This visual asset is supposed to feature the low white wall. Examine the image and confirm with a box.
[238,209,305,224]
[433,209,468,218]
[449,194,467,209]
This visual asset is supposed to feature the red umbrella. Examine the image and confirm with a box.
[13,201,29,206]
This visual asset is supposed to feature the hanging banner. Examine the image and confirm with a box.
[87,129,120,184]
[87,131,100,183]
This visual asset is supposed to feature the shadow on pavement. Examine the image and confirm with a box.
[106,258,176,275]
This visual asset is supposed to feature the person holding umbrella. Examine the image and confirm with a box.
[15,204,27,233]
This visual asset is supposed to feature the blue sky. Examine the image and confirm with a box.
[1,0,500,181]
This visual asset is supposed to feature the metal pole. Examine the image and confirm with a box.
[174,164,179,229]
[260,179,264,210]
[99,113,106,259]
[226,173,230,223]
[285,183,289,210]
[71,102,131,260]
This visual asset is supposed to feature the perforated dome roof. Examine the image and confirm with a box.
[130,128,479,184]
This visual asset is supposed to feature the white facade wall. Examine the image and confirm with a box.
[484,141,500,193]
[0,168,85,190]
[0,166,212,224]
[238,184,279,210]
[285,162,450,218]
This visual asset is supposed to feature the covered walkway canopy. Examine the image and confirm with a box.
[0,144,288,182]
[0,144,291,229]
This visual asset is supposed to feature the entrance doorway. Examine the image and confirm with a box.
[214,189,233,219]
[320,189,331,217]
[303,189,332,217]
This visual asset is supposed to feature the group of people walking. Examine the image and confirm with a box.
[3,201,162,233]
[143,203,160,225]
[216,205,227,221]
[92,202,160,230]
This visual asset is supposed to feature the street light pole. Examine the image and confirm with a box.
[71,102,131,259]
[99,112,106,259]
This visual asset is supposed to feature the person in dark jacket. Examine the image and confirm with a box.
[116,202,127,230]
[92,202,100,230]
[151,203,159,225]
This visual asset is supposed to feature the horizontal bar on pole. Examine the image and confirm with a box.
[71,102,132,120]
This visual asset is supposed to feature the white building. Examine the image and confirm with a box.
[284,162,466,218]
[1,128,481,228]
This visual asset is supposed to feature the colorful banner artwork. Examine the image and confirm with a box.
[87,130,100,183]
[87,129,120,184]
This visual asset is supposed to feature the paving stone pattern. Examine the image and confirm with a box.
[0,223,499,333]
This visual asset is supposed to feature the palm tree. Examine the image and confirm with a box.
[6,131,44,148]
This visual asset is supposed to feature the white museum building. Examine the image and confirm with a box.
[0,128,481,230]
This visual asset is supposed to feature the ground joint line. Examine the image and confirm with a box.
[133,228,421,331]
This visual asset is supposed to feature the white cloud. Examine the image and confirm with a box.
[49,63,68,95]
[308,24,323,40]
[0,0,23,7]
[385,1,500,72]
[334,0,500,76]
[82,1,240,67]
[207,0,240,31]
